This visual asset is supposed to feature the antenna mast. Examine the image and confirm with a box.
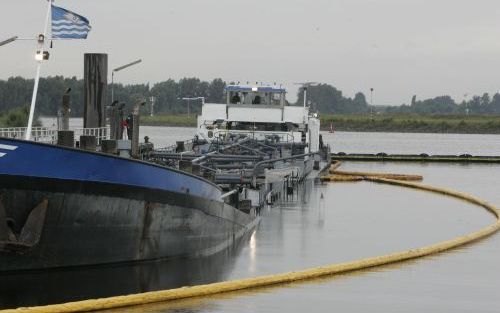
[25,0,53,140]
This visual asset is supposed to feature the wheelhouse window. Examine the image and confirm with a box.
[226,86,286,106]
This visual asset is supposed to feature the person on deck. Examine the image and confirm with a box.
[120,119,129,140]
[231,93,241,104]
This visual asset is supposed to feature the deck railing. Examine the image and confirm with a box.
[0,127,56,143]
[75,127,110,145]
[213,129,296,143]
[0,126,110,145]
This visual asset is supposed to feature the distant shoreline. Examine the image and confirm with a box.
[139,113,500,135]
[36,114,500,135]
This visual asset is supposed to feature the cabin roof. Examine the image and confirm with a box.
[225,85,287,93]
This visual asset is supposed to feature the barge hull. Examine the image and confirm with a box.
[0,178,257,272]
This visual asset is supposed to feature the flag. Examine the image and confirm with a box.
[51,5,91,39]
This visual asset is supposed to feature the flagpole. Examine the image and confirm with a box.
[25,0,53,140]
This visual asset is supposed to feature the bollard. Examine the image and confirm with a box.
[238,199,252,214]
[80,135,97,151]
[116,140,131,158]
[57,130,74,148]
[179,160,192,173]
[176,141,185,153]
[203,171,214,181]
[191,164,201,176]
[101,140,118,155]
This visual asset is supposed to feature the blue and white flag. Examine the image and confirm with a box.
[51,5,91,39]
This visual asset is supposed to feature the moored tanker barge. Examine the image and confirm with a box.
[0,84,329,272]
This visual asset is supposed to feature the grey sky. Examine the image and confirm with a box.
[1,0,500,105]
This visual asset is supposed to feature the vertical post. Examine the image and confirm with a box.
[61,91,70,130]
[84,53,108,128]
[131,101,144,157]
[150,96,155,117]
[25,0,53,140]
[109,103,121,140]
[111,71,114,104]
[26,65,42,140]
[303,87,307,108]
[118,104,125,139]
[111,59,142,106]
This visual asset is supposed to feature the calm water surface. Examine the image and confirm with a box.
[2,126,499,312]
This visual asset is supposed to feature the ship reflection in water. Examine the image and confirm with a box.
[0,232,252,309]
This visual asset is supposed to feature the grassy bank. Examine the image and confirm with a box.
[321,114,500,134]
[141,114,196,127]
[140,113,500,134]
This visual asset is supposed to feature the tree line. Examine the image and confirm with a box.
[385,94,500,115]
[1,76,500,116]
[296,84,369,114]
[296,85,500,115]
[0,76,226,117]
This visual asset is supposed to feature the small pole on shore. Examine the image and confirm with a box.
[294,82,318,108]
[149,96,155,117]
[370,87,374,122]
[181,97,205,118]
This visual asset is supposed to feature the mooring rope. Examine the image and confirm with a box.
[2,164,499,313]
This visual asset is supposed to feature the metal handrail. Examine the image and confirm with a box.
[213,129,295,143]
[0,127,56,143]
[251,152,318,187]
[0,126,110,145]
[74,126,110,145]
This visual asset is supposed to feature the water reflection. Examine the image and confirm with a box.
[0,232,252,309]
[6,126,500,312]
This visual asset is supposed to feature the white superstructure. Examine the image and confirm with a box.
[197,85,320,153]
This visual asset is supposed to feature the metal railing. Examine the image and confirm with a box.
[0,126,110,145]
[0,127,56,143]
[213,129,296,143]
[74,127,110,145]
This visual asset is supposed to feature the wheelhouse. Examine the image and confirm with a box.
[225,85,287,106]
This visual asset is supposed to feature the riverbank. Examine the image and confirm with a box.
[140,113,500,134]
[321,114,500,134]
[141,114,196,127]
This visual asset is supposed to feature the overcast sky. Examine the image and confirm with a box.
[2,0,500,105]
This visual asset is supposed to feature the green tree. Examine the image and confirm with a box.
[296,84,368,114]
[207,78,226,103]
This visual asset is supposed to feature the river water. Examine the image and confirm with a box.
[1,126,500,312]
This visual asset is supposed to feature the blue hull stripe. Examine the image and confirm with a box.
[0,139,221,201]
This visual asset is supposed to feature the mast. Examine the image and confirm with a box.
[25,0,53,140]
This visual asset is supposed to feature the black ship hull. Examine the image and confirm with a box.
[0,139,258,272]
[0,180,258,272]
